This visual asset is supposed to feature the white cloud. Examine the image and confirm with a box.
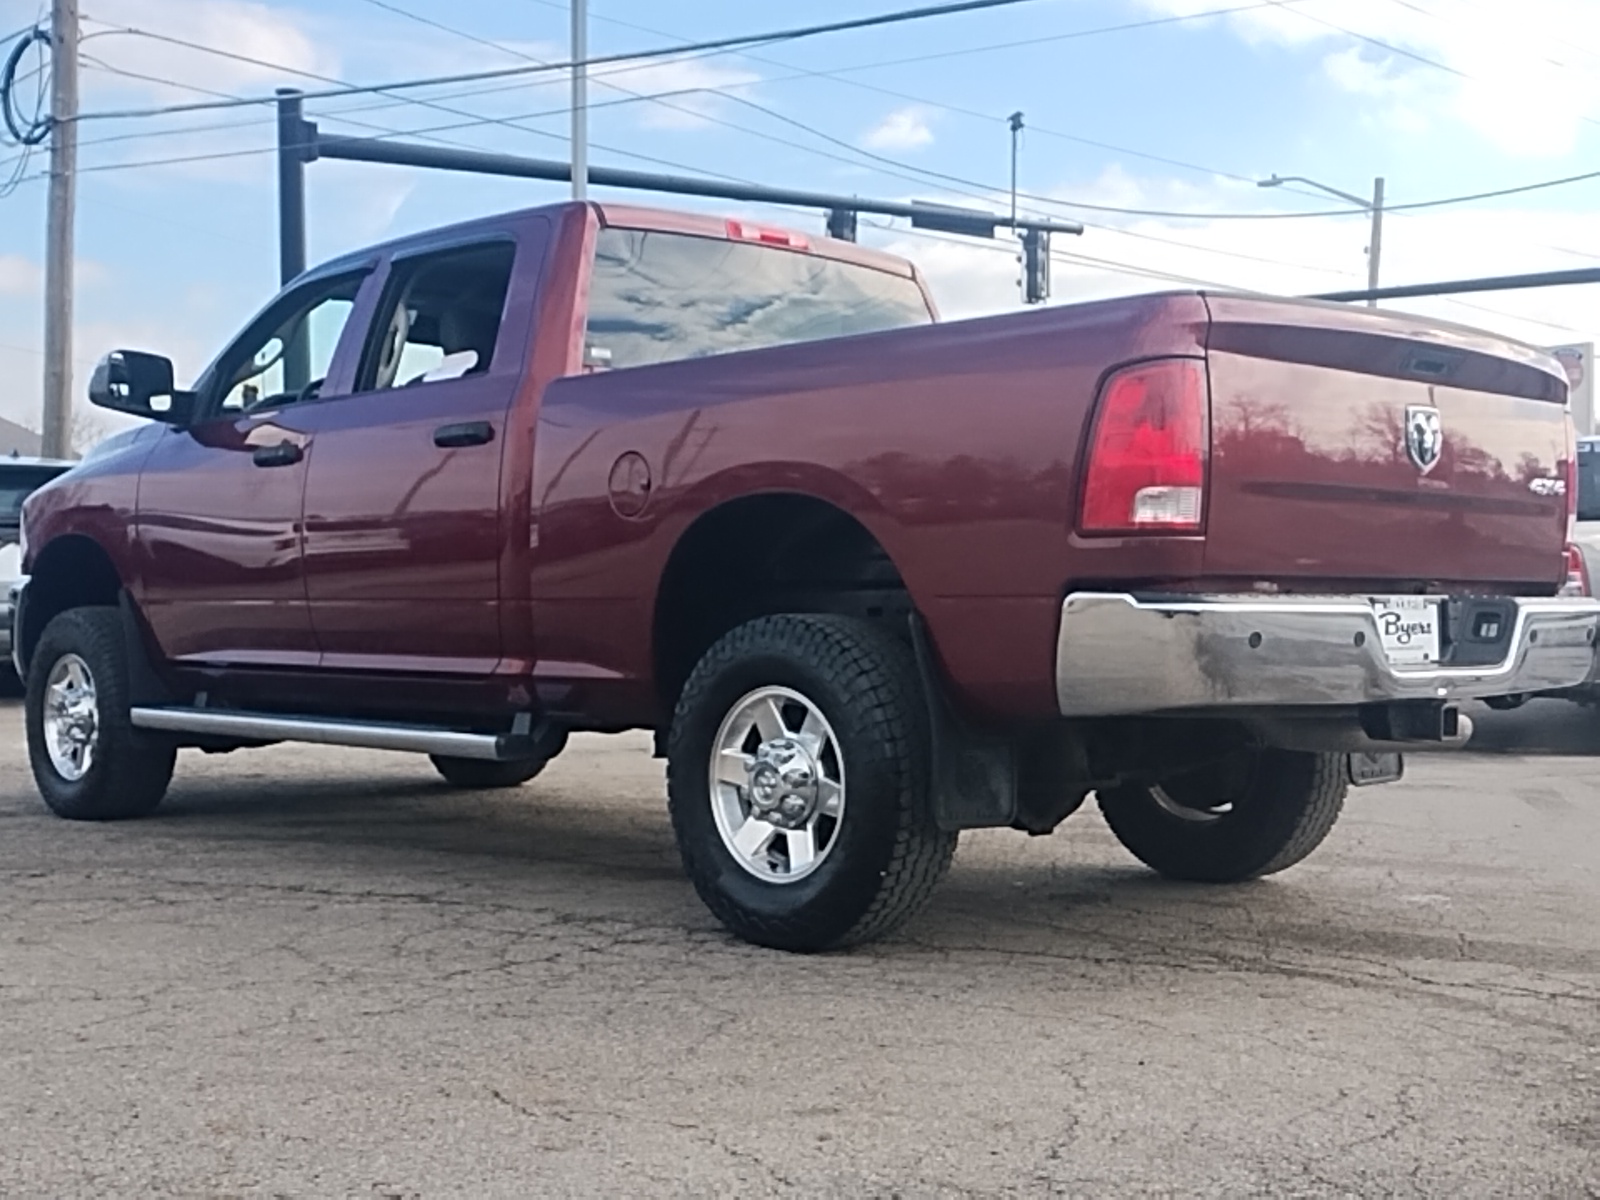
[0,257,110,299]
[79,0,340,105]
[1136,0,1600,157]
[0,257,42,297]
[862,107,936,152]
[592,56,763,131]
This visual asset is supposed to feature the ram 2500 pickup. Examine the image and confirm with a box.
[13,201,1599,951]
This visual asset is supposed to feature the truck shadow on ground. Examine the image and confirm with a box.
[10,760,1576,992]
[1465,699,1600,755]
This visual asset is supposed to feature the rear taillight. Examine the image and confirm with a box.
[1562,543,1589,596]
[1079,358,1210,534]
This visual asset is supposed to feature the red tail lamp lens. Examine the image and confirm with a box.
[1080,358,1210,534]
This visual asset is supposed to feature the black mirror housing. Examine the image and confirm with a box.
[88,350,193,424]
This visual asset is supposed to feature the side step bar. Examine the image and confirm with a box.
[129,707,528,762]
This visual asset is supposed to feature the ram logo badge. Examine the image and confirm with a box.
[1405,404,1444,474]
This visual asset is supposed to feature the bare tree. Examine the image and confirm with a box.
[70,408,111,458]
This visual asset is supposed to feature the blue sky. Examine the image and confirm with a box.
[3,0,1600,441]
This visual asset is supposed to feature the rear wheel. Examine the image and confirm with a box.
[1483,694,1529,711]
[429,755,546,790]
[26,608,176,821]
[668,614,956,952]
[1097,748,1346,883]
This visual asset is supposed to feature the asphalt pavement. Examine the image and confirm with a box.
[1,698,1597,1196]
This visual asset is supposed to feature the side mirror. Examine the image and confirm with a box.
[88,350,192,424]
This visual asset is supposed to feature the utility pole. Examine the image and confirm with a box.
[571,0,587,201]
[1365,176,1385,310]
[1008,111,1023,230]
[42,0,79,460]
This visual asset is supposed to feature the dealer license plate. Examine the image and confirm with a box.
[1369,595,1442,667]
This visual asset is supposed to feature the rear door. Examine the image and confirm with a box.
[297,226,545,675]
[1202,295,1571,590]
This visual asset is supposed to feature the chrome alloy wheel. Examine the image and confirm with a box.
[709,686,846,884]
[43,654,100,782]
[1150,784,1233,824]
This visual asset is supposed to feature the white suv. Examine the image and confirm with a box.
[2,457,73,673]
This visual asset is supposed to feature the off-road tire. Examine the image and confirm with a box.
[429,755,546,790]
[26,607,176,821]
[668,614,957,952]
[1097,749,1347,883]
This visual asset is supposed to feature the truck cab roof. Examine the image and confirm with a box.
[310,201,918,284]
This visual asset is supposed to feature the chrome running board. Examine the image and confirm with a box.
[129,707,525,761]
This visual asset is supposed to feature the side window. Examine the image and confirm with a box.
[217,273,366,414]
[358,243,516,393]
[585,227,934,372]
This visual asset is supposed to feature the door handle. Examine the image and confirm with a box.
[252,441,303,468]
[434,421,495,449]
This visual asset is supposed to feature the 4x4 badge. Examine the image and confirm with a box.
[1405,404,1443,474]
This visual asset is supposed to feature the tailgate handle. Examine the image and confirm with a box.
[252,441,303,468]
[434,421,495,449]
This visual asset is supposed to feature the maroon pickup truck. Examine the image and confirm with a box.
[14,201,1600,951]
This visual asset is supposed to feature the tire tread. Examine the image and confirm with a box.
[668,615,955,950]
[26,607,175,821]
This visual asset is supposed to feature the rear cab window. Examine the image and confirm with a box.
[358,242,517,393]
[584,225,934,372]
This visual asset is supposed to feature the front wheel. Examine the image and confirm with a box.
[667,615,957,952]
[25,608,176,821]
[1097,748,1346,883]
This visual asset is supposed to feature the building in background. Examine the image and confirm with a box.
[1547,343,1595,436]
[0,418,43,458]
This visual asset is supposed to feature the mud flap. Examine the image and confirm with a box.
[908,614,1019,831]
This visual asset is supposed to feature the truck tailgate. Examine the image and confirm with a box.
[1202,294,1571,590]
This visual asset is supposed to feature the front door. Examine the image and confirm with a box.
[297,237,534,675]
[134,269,373,667]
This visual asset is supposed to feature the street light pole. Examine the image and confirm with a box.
[1260,172,1386,308]
[1366,176,1384,309]
[571,0,587,202]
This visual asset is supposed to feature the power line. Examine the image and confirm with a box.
[12,2,1595,334]
[340,0,1582,291]
[522,0,1315,187]
[709,93,1362,277]
[44,1,1600,222]
[348,0,778,162]
[1268,0,1600,132]
[66,21,832,191]
[503,1,1600,316]
[510,0,1600,225]
[340,0,1337,276]
[70,0,1064,123]
[316,0,1370,282]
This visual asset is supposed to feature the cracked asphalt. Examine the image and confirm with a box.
[2,697,1598,1197]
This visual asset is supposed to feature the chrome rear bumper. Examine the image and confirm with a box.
[1055,592,1600,718]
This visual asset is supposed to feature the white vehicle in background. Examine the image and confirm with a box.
[2,457,74,678]
[1572,435,1600,589]
[1501,434,1600,709]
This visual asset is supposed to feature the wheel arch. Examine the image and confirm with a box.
[651,489,914,714]
[16,534,127,677]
